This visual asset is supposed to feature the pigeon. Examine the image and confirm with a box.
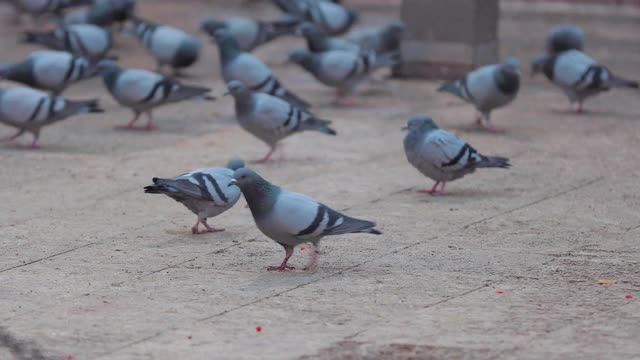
[531,50,638,113]
[130,17,201,74]
[100,61,215,130]
[288,48,398,102]
[0,50,108,95]
[546,24,584,55]
[403,115,510,195]
[144,158,245,234]
[200,15,299,52]
[298,22,361,53]
[63,0,136,28]
[212,28,310,109]
[437,57,521,131]
[231,168,381,271]
[225,80,336,163]
[346,21,405,55]
[272,0,357,36]
[8,0,92,18]
[0,87,102,148]
[21,24,113,61]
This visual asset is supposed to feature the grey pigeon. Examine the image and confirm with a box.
[272,0,357,36]
[346,21,405,55]
[546,24,584,55]
[200,15,299,52]
[288,48,398,102]
[8,0,91,17]
[0,50,107,95]
[144,158,244,234]
[438,57,521,131]
[22,24,113,61]
[225,80,336,163]
[63,0,136,28]
[231,168,381,271]
[130,17,201,74]
[298,22,361,53]
[100,62,215,130]
[531,49,638,113]
[212,28,310,109]
[403,115,510,195]
[0,87,102,148]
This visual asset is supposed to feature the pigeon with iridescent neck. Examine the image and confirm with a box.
[231,168,381,271]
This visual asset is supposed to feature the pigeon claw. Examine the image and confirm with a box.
[267,265,295,272]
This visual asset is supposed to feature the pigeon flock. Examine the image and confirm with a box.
[1,0,638,271]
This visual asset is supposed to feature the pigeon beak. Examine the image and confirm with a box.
[401,126,408,131]
[228,179,237,187]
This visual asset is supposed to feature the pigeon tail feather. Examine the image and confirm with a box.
[477,156,510,169]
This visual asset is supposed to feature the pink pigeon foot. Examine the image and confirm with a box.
[251,148,275,164]
[202,220,224,233]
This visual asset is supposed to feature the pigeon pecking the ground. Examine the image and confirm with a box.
[21,24,113,61]
[403,115,510,195]
[212,28,311,109]
[99,61,215,130]
[546,24,585,55]
[0,50,109,95]
[200,15,299,52]
[288,48,399,104]
[531,49,638,113]
[225,80,336,163]
[230,168,381,271]
[130,17,201,75]
[438,57,521,131]
[144,158,245,234]
[0,87,102,148]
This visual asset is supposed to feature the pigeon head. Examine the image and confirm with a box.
[404,115,438,132]
[231,168,279,215]
[212,28,242,61]
[95,58,120,74]
[530,53,550,77]
[200,17,225,36]
[288,49,312,67]
[224,80,251,98]
[226,158,245,171]
[503,57,521,72]
[299,22,323,38]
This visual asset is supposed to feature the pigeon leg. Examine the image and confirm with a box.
[191,217,201,234]
[418,181,440,194]
[1,129,25,142]
[268,244,295,271]
[252,146,276,164]
[201,218,225,232]
[304,244,320,270]
[29,130,41,149]
[144,111,154,131]
[334,88,360,106]
[575,101,584,114]
[435,182,447,196]
[117,111,141,129]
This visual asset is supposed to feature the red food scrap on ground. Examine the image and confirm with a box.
[256,325,262,332]
[496,290,505,294]
[625,294,633,299]
[300,246,307,251]
[67,355,74,360]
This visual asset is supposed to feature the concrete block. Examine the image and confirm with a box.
[394,0,500,79]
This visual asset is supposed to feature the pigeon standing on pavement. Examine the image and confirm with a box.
[403,115,510,195]
[346,22,405,55]
[546,24,584,54]
[0,87,102,148]
[100,62,215,130]
[531,49,638,113]
[437,57,521,131]
[0,50,108,95]
[130,17,201,74]
[231,168,381,271]
[200,15,299,52]
[225,80,336,163]
[272,0,357,36]
[144,158,245,234]
[212,28,310,109]
[21,24,113,61]
[288,48,398,103]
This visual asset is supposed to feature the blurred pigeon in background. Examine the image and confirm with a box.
[100,62,214,130]
[130,17,201,74]
[63,0,136,29]
[0,50,108,95]
[0,87,102,148]
[225,80,336,163]
[212,28,310,109]
[403,115,510,195]
[271,0,357,35]
[346,21,405,55]
[438,57,521,131]
[298,22,361,53]
[21,24,113,61]
[546,24,584,54]
[531,49,638,113]
[144,158,245,234]
[8,0,92,20]
[201,15,299,52]
[231,167,381,271]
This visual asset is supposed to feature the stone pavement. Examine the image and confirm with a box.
[0,1,639,359]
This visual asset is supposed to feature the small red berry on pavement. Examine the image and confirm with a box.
[625,294,633,299]
[256,325,262,332]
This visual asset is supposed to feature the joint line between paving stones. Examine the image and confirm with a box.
[0,240,101,274]
[98,178,601,357]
